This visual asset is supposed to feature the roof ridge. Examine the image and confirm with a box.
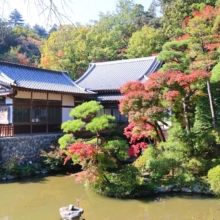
[90,56,157,66]
[0,60,68,75]
[0,72,16,85]
[138,57,162,80]
[75,64,96,85]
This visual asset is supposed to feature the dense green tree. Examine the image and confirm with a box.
[132,0,162,29]
[40,25,90,79]
[125,25,167,58]
[12,26,40,40]
[48,24,58,35]
[0,19,12,53]
[158,40,190,72]
[98,0,155,58]
[157,0,217,39]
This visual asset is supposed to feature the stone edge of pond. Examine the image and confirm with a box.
[0,169,49,181]
[154,184,214,195]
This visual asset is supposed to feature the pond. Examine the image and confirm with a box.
[0,174,219,220]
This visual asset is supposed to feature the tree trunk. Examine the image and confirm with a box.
[207,79,217,129]
[155,121,166,142]
[183,100,190,134]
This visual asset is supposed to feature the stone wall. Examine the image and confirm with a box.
[0,134,61,164]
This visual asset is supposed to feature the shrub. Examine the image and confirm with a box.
[208,165,220,195]
[2,154,23,176]
[134,145,157,172]
[210,158,220,168]
[146,156,173,180]
[41,145,65,170]
[91,165,153,198]
[175,170,196,187]
[184,158,206,175]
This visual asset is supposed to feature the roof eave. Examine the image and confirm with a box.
[11,86,95,96]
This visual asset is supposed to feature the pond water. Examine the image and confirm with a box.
[0,174,220,220]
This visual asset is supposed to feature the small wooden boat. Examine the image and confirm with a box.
[59,204,84,220]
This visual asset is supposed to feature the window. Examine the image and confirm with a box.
[32,107,47,122]
[13,98,62,134]
[14,98,31,105]
[98,108,128,123]
[13,106,30,123]
[0,97,5,105]
[48,107,61,123]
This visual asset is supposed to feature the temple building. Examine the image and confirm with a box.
[76,56,162,122]
[0,61,93,136]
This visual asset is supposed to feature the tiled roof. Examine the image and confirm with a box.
[76,56,162,91]
[0,61,93,95]
[96,94,123,102]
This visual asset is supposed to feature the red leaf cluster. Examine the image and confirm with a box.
[200,5,217,20]
[128,142,147,157]
[163,91,180,102]
[182,17,190,29]
[178,34,190,41]
[162,70,210,89]
[64,142,98,164]
[192,5,218,21]
[145,72,166,90]
[192,10,203,17]
[204,43,220,51]
[120,81,145,94]
[124,122,154,143]
[70,169,99,184]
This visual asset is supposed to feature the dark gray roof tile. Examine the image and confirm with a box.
[0,61,92,94]
[76,56,162,91]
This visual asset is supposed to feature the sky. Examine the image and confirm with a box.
[1,0,152,28]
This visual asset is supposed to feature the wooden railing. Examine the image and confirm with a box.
[0,124,13,137]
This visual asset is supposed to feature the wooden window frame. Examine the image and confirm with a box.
[13,94,63,134]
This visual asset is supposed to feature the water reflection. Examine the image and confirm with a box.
[0,174,219,220]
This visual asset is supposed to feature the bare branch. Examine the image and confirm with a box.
[0,0,76,27]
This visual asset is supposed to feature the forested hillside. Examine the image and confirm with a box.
[0,9,56,66]
[0,0,219,81]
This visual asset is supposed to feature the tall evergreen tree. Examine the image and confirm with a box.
[33,24,48,38]
[8,9,24,27]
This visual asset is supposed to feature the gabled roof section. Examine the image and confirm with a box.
[0,61,93,95]
[76,56,162,91]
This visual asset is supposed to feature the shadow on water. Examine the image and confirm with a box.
[0,164,82,185]
[139,192,217,203]
[0,171,220,220]
[0,174,49,185]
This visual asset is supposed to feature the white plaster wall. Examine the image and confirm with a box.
[62,95,74,105]
[48,93,61,100]
[16,91,31,99]
[62,107,73,122]
[6,97,13,104]
[32,92,47,99]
